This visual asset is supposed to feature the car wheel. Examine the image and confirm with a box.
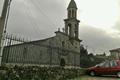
[89,71,95,76]
[117,72,120,78]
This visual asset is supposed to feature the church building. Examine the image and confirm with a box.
[2,0,82,67]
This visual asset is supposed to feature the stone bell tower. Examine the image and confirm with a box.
[64,0,80,39]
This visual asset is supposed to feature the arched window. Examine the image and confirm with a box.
[60,58,65,66]
[75,24,78,38]
[75,11,76,18]
[68,24,71,36]
[72,9,74,17]
[62,41,65,47]
[68,10,71,18]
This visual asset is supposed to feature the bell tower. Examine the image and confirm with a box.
[64,0,80,39]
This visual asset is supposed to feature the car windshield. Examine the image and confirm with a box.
[95,62,105,67]
[97,62,106,67]
[95,60,118,68]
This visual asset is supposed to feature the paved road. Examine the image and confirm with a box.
[75,75,120,80]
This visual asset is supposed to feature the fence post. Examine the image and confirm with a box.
[0,32,6,65]
[49,46,52,66]
[23,47,27,66]
[0,0,12,66]
[6,35,12,63]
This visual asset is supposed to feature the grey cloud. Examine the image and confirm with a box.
[6,0,120,55]
[114,20,120,31]
[80,25,120,54]
[7,0,67,40]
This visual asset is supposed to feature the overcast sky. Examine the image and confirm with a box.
[1,0,120,55]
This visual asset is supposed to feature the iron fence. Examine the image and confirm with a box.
[1,33,80,67]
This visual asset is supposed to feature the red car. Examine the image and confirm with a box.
[87,60,120,77]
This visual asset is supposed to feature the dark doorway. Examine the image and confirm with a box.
[60,58,66,67]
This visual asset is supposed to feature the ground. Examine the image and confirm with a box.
[76,75,120,80]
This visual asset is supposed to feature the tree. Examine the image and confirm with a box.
[103,52,106,56]
[80,45,90,68]
[80,45,88,57]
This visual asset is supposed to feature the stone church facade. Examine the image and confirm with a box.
[2,0,82,67]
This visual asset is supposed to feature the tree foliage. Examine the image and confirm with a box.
[80,45,106,68]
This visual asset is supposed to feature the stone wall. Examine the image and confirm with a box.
[0,66,86,80]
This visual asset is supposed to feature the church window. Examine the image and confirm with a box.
[72,9,74,17]
[75,24,78,38]
[62,41,65,47]
[68,10,71,18]
[75,11,76,18]
[68,24,71,36]
[60,58,65,66]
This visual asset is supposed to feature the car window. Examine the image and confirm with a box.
[110,60,118,67]
[117,61,120,66]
